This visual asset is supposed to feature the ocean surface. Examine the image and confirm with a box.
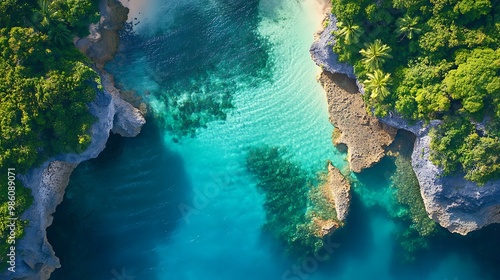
[48,0,500,279]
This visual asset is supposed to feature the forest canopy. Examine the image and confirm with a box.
[331,0,500,184]
[0,0,100,268]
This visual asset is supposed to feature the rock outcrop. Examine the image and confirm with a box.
[326,162,351,222]
[312,162,351,238]
[312,13,395,172]
[319,71,396,172]
[381,116,500,235]
[75,0,129,67]
[13,162,77,280]
[311,12,500,235]
[101,70,145,137]
[310,14,356,80]
[3,1,145,279]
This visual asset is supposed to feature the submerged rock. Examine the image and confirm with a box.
[319,71,396,172]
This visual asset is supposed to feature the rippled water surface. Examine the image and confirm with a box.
[48,0,500,279]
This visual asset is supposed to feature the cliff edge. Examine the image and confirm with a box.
[3,1,145,279]
[311,13,500,235]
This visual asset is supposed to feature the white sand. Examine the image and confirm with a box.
[304,0,332,30]
[119,0,154,21]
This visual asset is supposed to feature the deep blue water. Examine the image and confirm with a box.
[48,0,500,279]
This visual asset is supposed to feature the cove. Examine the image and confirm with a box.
[48,0,500,279]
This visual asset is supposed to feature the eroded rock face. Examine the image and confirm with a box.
[326,163,351,222]
[313,163,351,238]
[313,218,340,238]
[13,162,77,280]
[7,84,116,279]
[319,71,396,172]
[75,0,129,67]
[311,12,500,235]
[310,14,356,79]
[381,116,500,235]
[101,71,146,137]
[4,1,146,279]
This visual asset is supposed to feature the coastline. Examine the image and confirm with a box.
[319,71,396,172]
[310,12,500,235]
[3,1,145,279]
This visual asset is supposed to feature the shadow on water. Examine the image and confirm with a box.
[47,119,190,280]
[316,147,500,280]
[392,222,500,280]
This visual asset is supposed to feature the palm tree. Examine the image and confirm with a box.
[32,0,72,45]
[359,39,392,71]
[32,0,53,29]
[363,70,391,100]
[48,23,72,46]
[396,15,421,40]
[335,21,363,45]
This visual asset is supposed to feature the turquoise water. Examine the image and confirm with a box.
[48,0,500,279]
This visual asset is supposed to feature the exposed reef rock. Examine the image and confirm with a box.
[13,162,77,280]
[312,163,351,238]
[75,0,129,68]
[319,71,396,173]
[5,1,145,279]
[326,163,351,222]
[311,12,500,235]
[313,218,340,239]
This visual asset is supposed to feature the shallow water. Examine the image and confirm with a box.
[48,0,500,279]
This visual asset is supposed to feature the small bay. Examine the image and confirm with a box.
[48,0,500,279]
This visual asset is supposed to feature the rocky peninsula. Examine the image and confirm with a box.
[311,13,500,235]
[319,71,396,172]
[3,1,145,279]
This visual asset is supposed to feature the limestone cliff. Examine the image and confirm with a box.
[381,116,500,235]
[311,13,500,235]
[3,1,145,279]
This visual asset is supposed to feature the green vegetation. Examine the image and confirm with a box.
[331,0,500,184]
[0,0,100,267]
[246,146,340,256]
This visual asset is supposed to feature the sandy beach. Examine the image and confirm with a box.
[119,0,154,21]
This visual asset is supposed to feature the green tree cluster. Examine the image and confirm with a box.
[0,0,100,268]
[331,0,500,184]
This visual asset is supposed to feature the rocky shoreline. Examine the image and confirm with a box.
[311,13,500,235]
[4,1,145,279]
[319,71,396,172]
